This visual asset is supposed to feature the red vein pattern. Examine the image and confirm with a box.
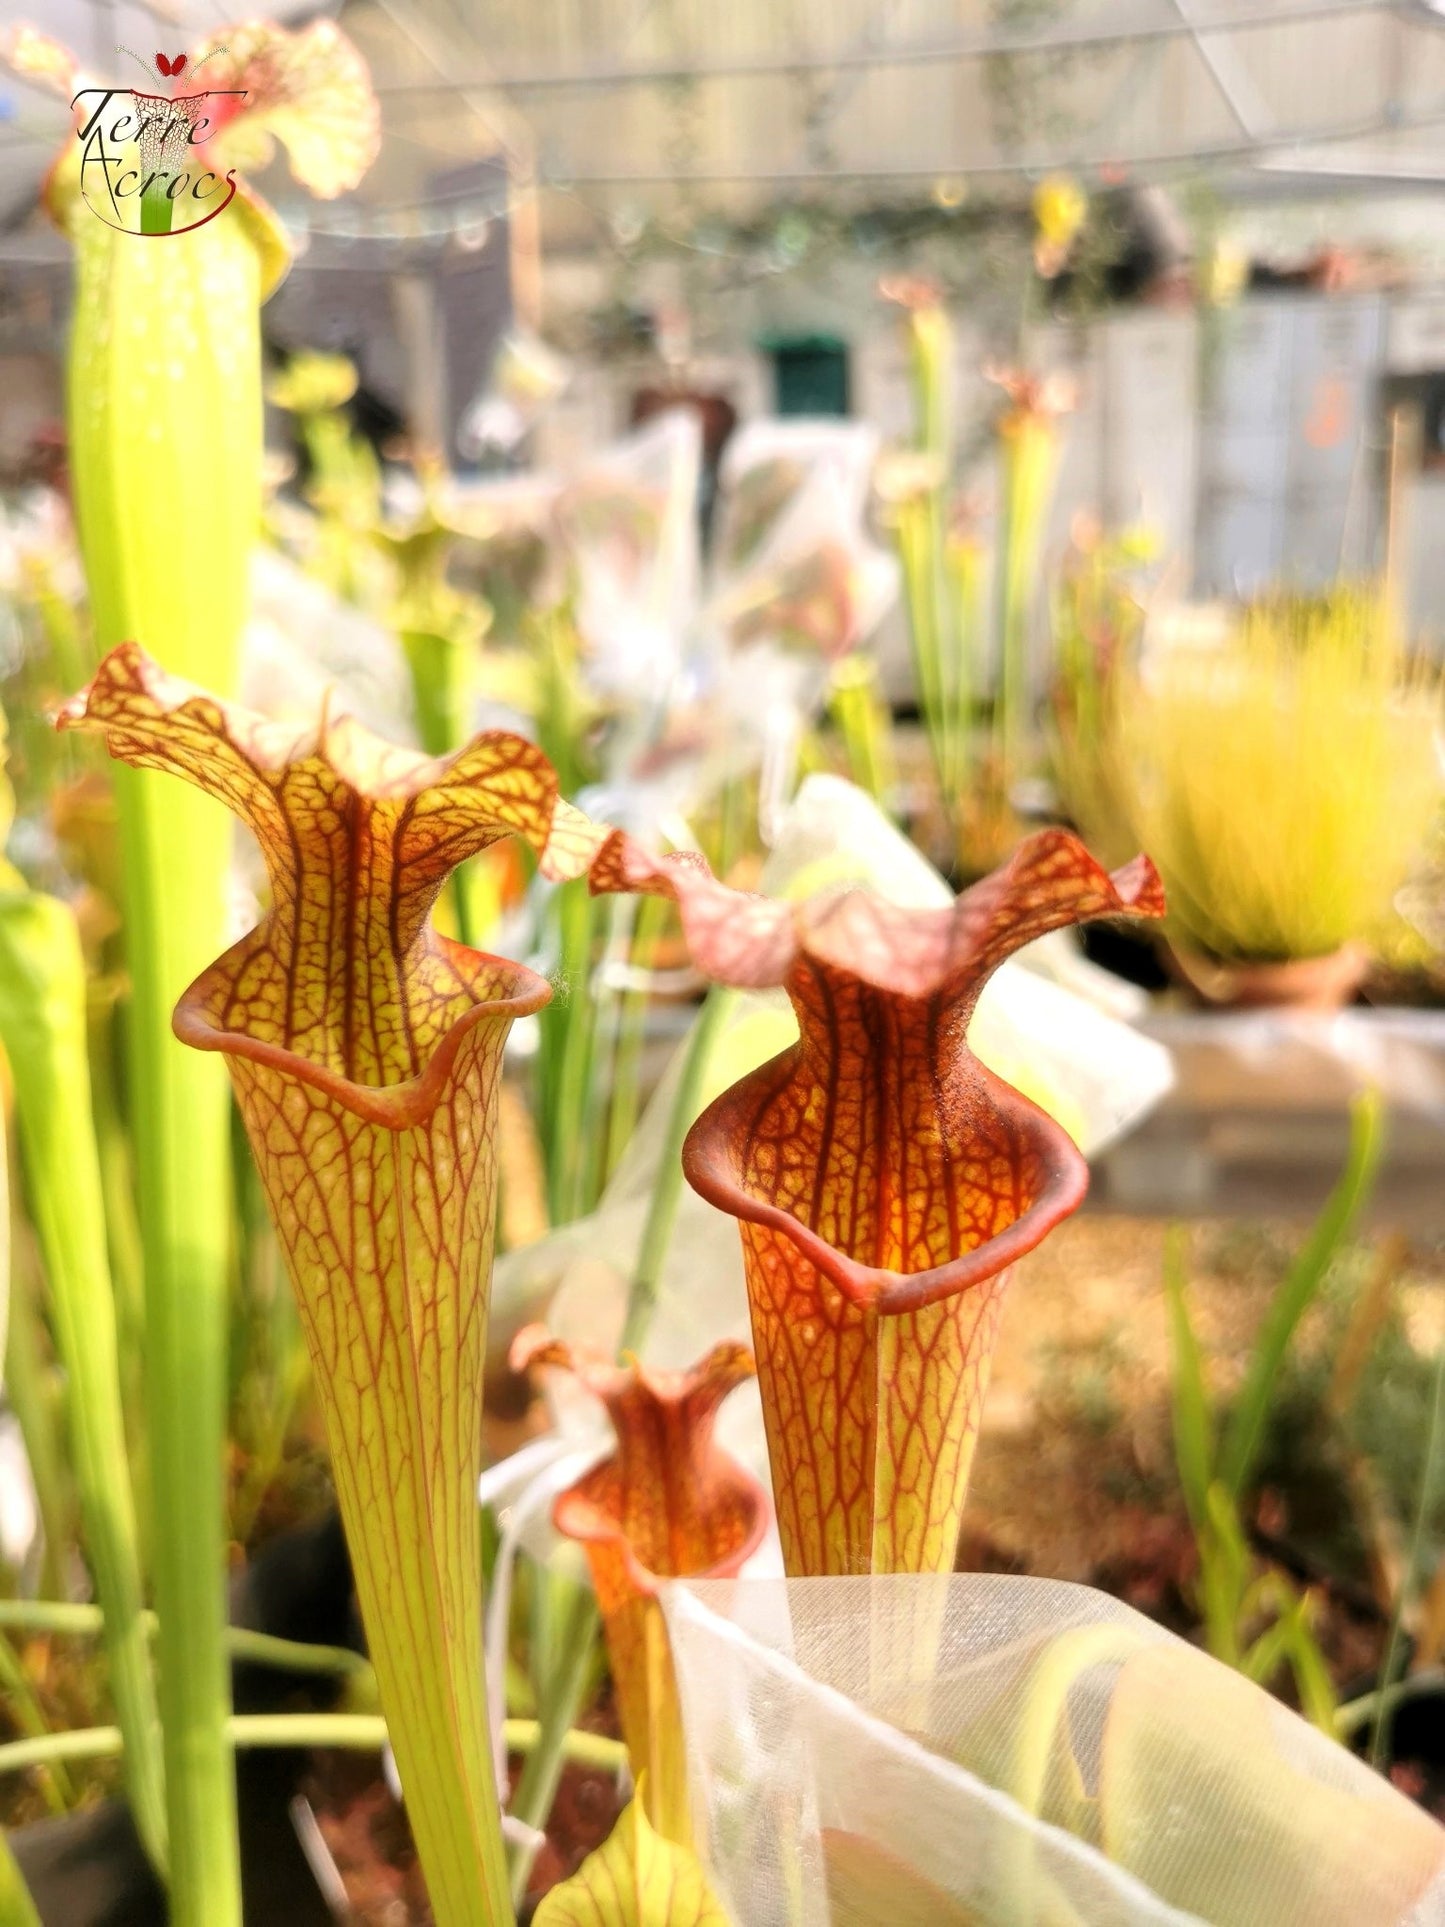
[514,1330,767,1843]
[590,828,1166,1576]
[59,642,608,1925]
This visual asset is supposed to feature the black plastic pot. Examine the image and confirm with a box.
[11,1511,363,1926]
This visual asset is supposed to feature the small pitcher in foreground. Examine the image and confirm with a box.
[513,1331,768,1846]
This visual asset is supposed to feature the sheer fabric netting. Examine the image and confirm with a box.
[662,1573,1445,1927]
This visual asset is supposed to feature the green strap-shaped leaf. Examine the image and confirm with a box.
[65,197,269,1927]
[1218,1088,1384,1501]
[1162,1224,1214,1533]
[0,889,166,1869]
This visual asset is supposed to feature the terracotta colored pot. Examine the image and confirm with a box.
[1170,941,1369,1011]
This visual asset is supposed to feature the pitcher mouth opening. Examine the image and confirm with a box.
[174,932,551,1131]
[681,1052,1089,1318]
[554,1469,771,1601]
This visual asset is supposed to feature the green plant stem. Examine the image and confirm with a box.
[1370,1332,1445,1769]
[1162,1225,1213,1535]
[946,536,982,804]
[0,1717,624,1779]
[897,502,954,819]
[224,1629,373,1682]
[542,880,603,1225]
[116,771,240,1918]
[86,1000,148,1495]
[715,770,747,878]
[227,1152,309,1550]
[620,989,734,1356]
[30,561,87,705]
[0,1633,72,1812]
[603,896,669,1185]
[927,489,967,807]
[533,612,591,804]
[0,894,166,1868]
[577,897,632,1213]
[996,493,1029,789]
[0,1727,125,1774]
[507,1585,603,1905]
[0,1600,373,1682]
[505,1719,622,1775]
[400,628,468,766]
[0,1830,41,1927]
[828,658,897,812]
[994,415,1059,790]
[1,1245,72,1602]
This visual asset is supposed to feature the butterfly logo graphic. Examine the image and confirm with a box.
[116,44,228,87]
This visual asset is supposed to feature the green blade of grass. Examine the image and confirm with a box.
[1281,1594,1338,1737]
[1218,1089,1384,1502]
[1163,1224,1214,1532]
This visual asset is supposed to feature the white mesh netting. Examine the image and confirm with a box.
[559,409,704,703]
[662,1573,1445,1927]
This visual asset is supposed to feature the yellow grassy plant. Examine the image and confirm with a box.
[1113,585,1442,963]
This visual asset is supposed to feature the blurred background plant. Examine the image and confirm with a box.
[1110,585,1441,974]
[1049,516,1162,869]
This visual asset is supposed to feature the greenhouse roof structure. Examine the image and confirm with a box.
[340,0,1445,221]
[0,0,1443,247]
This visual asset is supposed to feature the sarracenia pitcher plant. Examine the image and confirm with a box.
[591,829,1165,1576]
[879,279,972,827]
[6,20,378,1921]
[60,643,608,1926]
[989,366,1077,790]
[513,1331,768,1846]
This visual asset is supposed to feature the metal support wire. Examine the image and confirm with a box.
[1167,0,1277,141]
